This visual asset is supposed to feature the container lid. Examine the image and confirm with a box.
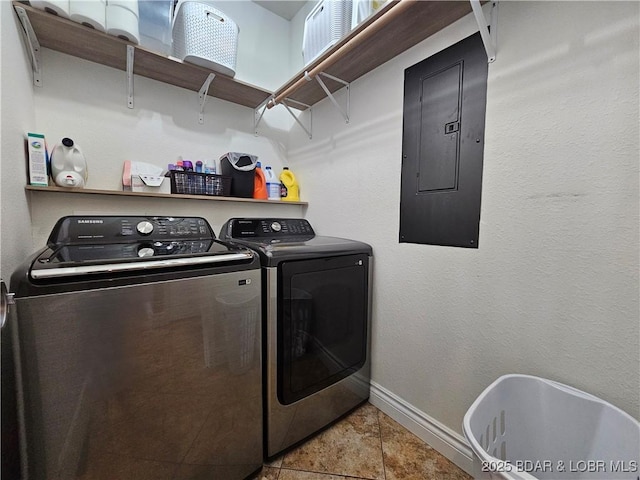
[220,152,258,171]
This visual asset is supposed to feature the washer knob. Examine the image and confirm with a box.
[137,247,155,257]
[271,222,282,232]
[136,220,154,235]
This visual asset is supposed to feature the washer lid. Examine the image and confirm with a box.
[29,216,256,280]
[30,240,254,280]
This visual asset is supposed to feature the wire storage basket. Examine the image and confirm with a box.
[170,171,231,196]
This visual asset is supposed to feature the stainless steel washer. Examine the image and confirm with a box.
[220,218,372,459]
[9,216,263,480]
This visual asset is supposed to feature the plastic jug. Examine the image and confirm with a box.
[253,162,268,200]
[264,166,280,200]
[50,137,88,188]
[279,167,299,202]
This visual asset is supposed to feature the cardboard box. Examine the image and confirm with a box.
[27,132,49,186]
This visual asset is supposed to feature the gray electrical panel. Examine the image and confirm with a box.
[400,33,488,248]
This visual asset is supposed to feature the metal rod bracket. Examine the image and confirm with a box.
[471,0,498,63]
[126,45,135,108]
[198,73,216,124]
[315,72,350,124]
[14,6,42,86]
[282,98,312,139]
[254,96,273,136]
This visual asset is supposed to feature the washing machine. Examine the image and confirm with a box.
[220,217,372,459]
[9,215,263,480]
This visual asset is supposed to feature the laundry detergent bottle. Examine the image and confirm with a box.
[264,166,280,200]
[50,137,88,188]
[279,167,299,201]
[253,162,268,200]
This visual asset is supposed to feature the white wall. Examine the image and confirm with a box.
[288,0,640,432]
[0,2,306,264]
[1,1,38,281]
[28,46,305,246]
[1,0,638,465]
[35,50,289,190]
[207,0,294,90]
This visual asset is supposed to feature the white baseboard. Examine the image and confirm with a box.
[369,381,474,476]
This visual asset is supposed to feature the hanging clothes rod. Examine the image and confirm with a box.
[267,0,413,109]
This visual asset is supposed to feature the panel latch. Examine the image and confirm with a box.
[445,121,460,134]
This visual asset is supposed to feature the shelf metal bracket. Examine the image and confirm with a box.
[198,73,216,124]
[305,71,350,124]
[281,98,312,139]
[126,45,135,108]
[254,96,273,136]
[470,0,498,63]
[14,5,42,87]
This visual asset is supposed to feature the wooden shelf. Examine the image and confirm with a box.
[25,185,308,206]
[274,0,475,110]
[13,2,273,109]
[14,0,477,112]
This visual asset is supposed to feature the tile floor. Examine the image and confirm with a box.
[254,403,471,480]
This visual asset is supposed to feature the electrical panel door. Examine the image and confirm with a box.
[400,33,488,248]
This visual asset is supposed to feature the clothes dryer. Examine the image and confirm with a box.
[220,218,372,459]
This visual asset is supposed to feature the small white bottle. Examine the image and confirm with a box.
[264,166,280,200]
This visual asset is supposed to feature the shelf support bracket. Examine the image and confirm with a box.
[126,45,135,108]
[14,5,42,87]
[306,71,350,124]
[254,96,273,136]
[281,98,312,139]
[198,73,216,124]
[470,0,498,63]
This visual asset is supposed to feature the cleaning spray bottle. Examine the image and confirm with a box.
[279,167,299,202]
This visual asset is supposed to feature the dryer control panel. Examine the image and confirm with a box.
[223,218,315,239]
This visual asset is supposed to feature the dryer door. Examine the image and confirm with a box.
[278,254,369,405]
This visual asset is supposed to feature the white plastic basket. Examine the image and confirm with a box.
[302,0,352,65]
[463,375,640,480]
[172,0,238,77]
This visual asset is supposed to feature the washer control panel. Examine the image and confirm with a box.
[223,218,315,239]
[47,216,215,246]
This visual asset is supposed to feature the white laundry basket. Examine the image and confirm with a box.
[463,375,640,480]
[302,0,352,65]
[172,0,238,77]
